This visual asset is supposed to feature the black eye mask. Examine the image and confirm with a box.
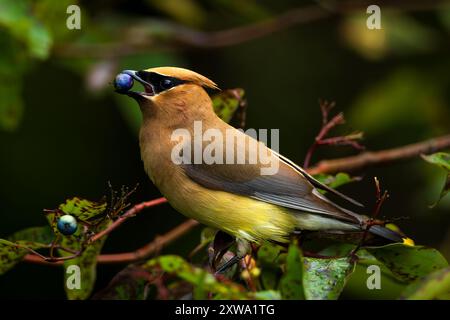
[136,71,186,94]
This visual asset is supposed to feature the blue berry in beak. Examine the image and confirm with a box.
[114,73,134,93]
[57,214,78,236]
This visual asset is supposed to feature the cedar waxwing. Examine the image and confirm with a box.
[114,67,410,259]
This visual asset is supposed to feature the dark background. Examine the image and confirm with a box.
[0,0,449,299]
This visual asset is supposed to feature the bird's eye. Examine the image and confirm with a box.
[160,78,174,90]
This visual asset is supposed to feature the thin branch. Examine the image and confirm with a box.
[97,219,199,264]
[23,219,199,266]
[350,177,389,258]
[52,1,446,59]
[53,6,330,58]
[88,197,168,244]
[303,100,364,168]
[308,134,450,174]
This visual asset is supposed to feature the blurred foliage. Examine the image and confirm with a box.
[348,69,449,140]
[0,0,450,300]
[0,0,72,131]
[341,12,439,60]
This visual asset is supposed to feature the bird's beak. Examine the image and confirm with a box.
[120,70,155,99]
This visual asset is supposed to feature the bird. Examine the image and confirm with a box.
[114,66,411,268]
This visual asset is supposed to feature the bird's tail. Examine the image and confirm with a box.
[368,224,414,245]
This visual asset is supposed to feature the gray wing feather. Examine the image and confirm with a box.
[274,151,364,207]
[182,160,361,224]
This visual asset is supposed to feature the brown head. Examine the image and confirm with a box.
[117,67,219,128]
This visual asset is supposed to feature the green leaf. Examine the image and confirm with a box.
[422,153,450,206]
[432,173,450,207]
[34,0,79,41]
[400,266,450,300]
[59,197,108,222]
[422,153,450,171]
[62,238,107,300]
[212,89,245,124]
[258,242,282,290]
[55,217,110,300]
[319,244,405,283]
[144,255,250,299]
[27,21,52,59]
[318,243,355,257]
[0,0,52,59]
[0,226,54,275]
[367,243,448,283]
[254,290,281,300]
[303,257,355,300]
[46,197,111,300]
[91,265,151,300]
[8,225,54,244]
[258,242,282,264]
[200,227,216,244]
[279,243,305,299]
[314,172,357,191]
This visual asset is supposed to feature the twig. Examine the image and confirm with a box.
[22,197,167,265]
[23,219,199,266]
[350,177,389,258]
[308,134,450,174]
[98,219,199,264]
[303,100,364,168]
[371,177,389,221]
[88,197,168,244]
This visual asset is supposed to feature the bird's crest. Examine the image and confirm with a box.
[144,67,219,90]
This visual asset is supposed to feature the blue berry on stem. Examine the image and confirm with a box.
[57,214,78,236]
[114,73,134,93]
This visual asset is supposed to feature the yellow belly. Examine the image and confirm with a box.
[164,180,297,243]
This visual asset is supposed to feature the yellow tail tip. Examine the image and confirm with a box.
[402,237,415,246]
